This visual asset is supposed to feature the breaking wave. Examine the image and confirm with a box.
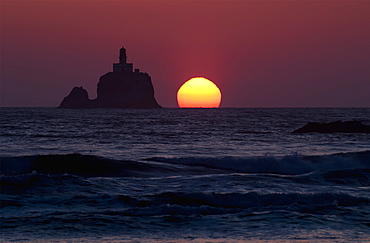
[148,150,370,175]
[1,151,369,177]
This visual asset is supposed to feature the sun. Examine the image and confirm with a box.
[177,77,222,108]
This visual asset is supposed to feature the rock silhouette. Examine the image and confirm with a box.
[292,121,370,133]
[59,87,91,109]
[59,47,161,109]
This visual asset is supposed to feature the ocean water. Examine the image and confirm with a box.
[1,107,370,242]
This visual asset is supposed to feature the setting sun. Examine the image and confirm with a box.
[177,77,222,108]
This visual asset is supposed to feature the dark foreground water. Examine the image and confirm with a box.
[1,108,370,242]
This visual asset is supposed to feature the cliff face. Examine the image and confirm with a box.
[59,72,161,109]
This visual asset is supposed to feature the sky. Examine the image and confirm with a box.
[1,0,369,108]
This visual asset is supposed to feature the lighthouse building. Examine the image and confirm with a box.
[113,47,140,73]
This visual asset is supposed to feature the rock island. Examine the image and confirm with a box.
[59,47,161,109]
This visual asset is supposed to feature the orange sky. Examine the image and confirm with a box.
[1,1,369,107]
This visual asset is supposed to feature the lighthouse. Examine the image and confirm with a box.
[113,47,134,73]
[119,47,127,63]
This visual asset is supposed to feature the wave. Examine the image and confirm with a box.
[147,150,370,175]
[143,191,369,212]
[1,151,369,179]
[87,191,369,218]
[0,154,180,177]
[2,189,368,216]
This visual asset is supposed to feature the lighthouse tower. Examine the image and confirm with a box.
[113,47,133,72]
[119,47,127,63]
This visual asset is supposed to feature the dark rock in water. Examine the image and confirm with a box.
[59,47,161,109]
[59,87,92,109]
[95,72,161,108]
[292,121,370,133]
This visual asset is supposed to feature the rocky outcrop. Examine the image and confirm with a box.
[59,87,92,109]
[95,72,161,108]
[59,47,161,109]
[292,121,370,133]
[59,72,161,109]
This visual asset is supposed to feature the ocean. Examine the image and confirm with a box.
[1,107,369,242]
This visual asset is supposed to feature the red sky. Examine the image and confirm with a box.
[1,1,369,107]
